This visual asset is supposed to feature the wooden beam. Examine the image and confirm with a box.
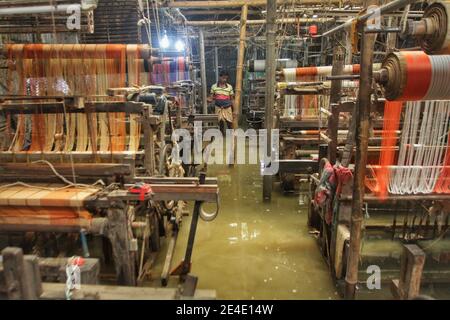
[0,163,132,177]
[328,45,345,164]
[1,247,39,300]
[38,282,216,300]
[391,244,426,300]
[344,0,379,300]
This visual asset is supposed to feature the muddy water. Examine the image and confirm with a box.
[168,163,338,300]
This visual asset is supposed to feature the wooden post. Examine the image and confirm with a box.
[392,244,426,300]
[386,16,397,53]
[105,202,137,286]
[143,107,155,175]
[199,29,208,114]
[344,0,379,300]
[2,247,39,299]
[327,45,345,164]
[262,0,277,201]
[233,4,248,129]
[328,44,344,269]
[345,27,353,65]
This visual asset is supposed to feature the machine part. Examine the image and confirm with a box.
[199,194,219,222]
[417,2,450,54]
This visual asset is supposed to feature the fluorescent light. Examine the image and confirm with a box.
[175,39,185,52]
[160,33,169,49]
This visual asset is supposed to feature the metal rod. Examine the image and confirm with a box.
[214,46,219,83]
[0,4,91,16]
[199,29,208,114]
[182,17,334,26]
[321,0,419,38]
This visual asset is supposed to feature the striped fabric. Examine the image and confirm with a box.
[210,83,234,101]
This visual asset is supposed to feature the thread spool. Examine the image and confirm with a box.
[418,1,450,54]
[282,64,380,79]
[248,59,297,72]
[380,51,450,101]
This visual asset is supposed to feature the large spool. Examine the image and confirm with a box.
[417,1,450,54]
[248,59,297,72]
[380,51,450,101]
[282,64,382,79]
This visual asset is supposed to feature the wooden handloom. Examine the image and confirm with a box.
[0,44,220,289]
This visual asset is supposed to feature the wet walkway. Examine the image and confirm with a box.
[170,162,338,299]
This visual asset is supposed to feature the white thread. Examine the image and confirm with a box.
[389,100,450,194]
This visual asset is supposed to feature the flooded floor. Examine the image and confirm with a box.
[167,162,338,300]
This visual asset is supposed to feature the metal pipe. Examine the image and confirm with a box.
[199,29,208,114]
[0,3,96,16]
[183,17,334,26]
[321,0,419,38]
[263,0,277,201]
[165,0,346,8]
[214,46,219,83]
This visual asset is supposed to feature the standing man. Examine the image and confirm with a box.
[208,70,235,134]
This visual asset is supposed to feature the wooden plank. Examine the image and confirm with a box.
[0,186,100,208]
[0,102,145,114]
[399,244,426,299]
[0,163,132,177]
[38,283,216,300]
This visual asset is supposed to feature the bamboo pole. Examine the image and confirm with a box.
[166,0,347,8]
[344,0,379,300]
[182,17,334,26]
[263,0,277,201]
[233,4,248,129]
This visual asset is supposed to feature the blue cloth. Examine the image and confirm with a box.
[215,99,232,108]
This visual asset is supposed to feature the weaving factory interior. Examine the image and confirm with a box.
[0,0,449,302]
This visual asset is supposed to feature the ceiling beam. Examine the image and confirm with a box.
[183,17,334,26]
[181,9,260,15]
[164,0,348,8]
